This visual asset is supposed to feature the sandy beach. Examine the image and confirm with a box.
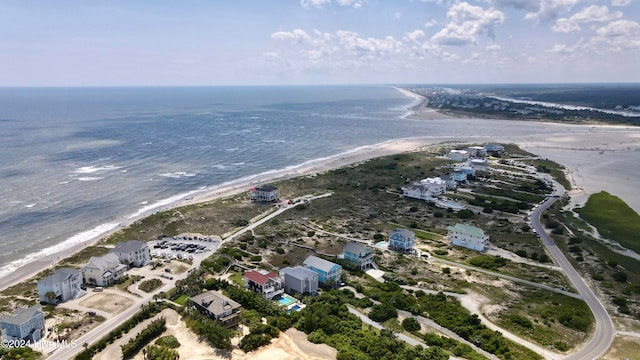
[3,104,640,293]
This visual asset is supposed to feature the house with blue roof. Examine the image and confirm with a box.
[343,242,374,270]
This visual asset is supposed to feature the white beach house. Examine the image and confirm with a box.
[448,223,489,251]
[37,268,85,304]
[111,240,151,267]
[250,186,279,202]
[81,253,127,287]
[280,266,319,296]
[448,149,470,162]
[402,177,446,201]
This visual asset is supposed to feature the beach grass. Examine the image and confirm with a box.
[576,191,640,253]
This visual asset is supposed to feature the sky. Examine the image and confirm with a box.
[1,0,639,86]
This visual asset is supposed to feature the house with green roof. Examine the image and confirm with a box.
[447,223,489,251]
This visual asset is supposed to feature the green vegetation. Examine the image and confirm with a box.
[74,302,171,360]
[121,318,166,359]
[182,307,235,350]
[155,335,180,349]
[576,191,640,253]
[0,347,41,360]
[144,344,179,360]
[139,279,163,293]
[469,255,509,271]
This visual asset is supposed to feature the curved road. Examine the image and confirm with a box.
[530,182,615,360]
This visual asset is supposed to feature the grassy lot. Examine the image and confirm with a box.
[520,158,571,190]
[575,191,640,253]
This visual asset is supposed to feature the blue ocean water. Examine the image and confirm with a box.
[1,85,638,279]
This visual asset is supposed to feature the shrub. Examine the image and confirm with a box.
[234,219,249,227]
[368,302,398,322]
[402,317,421,331]
[613,271,628,283]
[155,335,180,349]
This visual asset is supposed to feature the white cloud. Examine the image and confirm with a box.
[595,19,640,38]
[525,0,581,22]
[424,19,438,28]
[611,0,631,6]
[492,0,539,12]
[552,18,581,32]
[431,2,504,45]
[271,29,311,43]
[300,0,366,8]
[486,44,501,51]
[395,12,402,19]
[572,5,622,23]
[300,0,331,8]
[547,43,575,53]
[404,30,426,42]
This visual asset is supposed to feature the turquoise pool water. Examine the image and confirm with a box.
[290,304,301,311]
[277,295,296,306]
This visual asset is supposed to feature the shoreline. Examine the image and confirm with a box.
[2,105,640,293]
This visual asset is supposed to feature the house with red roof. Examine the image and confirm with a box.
[243,269,284,300]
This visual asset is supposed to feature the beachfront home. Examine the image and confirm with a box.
[402,177,446,201]
[466,146,487,158]
[389,229,415,253]
[37,268,84,304]
[280,266,318,296]
[439,174,458,190]
[470,159,489,172]
[81,253,127,287]
[0,304,45,342]
[435,198,467,211]
[190,291,241,328]
[343,242,374,270]
[250,186,279,202]
[303,255,342,285]
[243,270,284,300]
[448,223,489,251]
[448,149,470,162]
[451,169,467,182]
[111,240,151,267]
[485,143,505,154]
[453,164,476,177]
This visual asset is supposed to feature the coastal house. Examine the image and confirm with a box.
[0,304,45,342]
[466,146,487,158]
[402,177,446,201]
[250,186,279,202]
[453,164,476,177]
[303,255,342,285]
[243,270,285,300]
[280,266,318,296]
[389,229,416,253]
[485,143,505,154]
[80,253,127,287]
[435,198,467,211]
[448,149,470,162]
[190,291,241,328]
[451,169,467,182]
[438,174,458,190]
[37,268,85,304]
[111,240,151,267]
[343,242,374,270]
[470,159,489,172]
[448,223,489,251]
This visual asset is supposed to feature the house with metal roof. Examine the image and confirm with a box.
[280,266,318,295]
[389,229,415,253]
[343,242,374,270]
[190,291,241,328]
[250,186,279,202]
[0,304,45,342]
[111,240,151,267]
[243,269,284,300]
[303,255,342,284]
[448,223,489,251]
[37,268,85,304]
[80,253,127,287]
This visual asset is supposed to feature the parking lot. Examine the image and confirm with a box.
[149,235,220,261]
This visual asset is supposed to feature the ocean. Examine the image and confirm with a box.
[1,85,639,280]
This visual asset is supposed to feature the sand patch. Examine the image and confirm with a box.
[78,293,134,315]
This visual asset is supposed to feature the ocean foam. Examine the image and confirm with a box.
[159,171,197,179]
[74,165,122,174]
[0,222,119,280]
[77,177,104,181]
[128,190,201,219]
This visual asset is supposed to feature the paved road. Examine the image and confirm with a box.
[47,192,332,359]
[530,181,615,360]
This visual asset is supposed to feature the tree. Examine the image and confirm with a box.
[402,317,421,331]
[45,291,57,304]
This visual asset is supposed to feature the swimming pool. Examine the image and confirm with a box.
[277,295,296,306]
